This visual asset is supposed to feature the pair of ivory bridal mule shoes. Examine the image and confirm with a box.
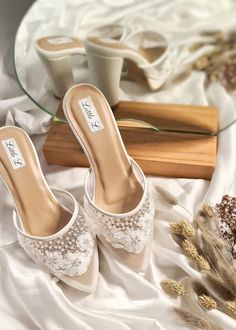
[36,24,173,106]
[0,84,154,293]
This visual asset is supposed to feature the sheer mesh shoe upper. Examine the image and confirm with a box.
[14,188,95,277]
[84,159,155,254]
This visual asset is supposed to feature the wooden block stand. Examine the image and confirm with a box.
[44,101,218,179]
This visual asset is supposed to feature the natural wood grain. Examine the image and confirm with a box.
[43,100,218,179]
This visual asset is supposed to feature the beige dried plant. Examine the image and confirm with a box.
[174,308,222,330]
[195,255,211,271]
[182,239,199,259]
[155,185,178,205]
[160,279,186,297]
[226,300,236,316]
[198,294,217,310]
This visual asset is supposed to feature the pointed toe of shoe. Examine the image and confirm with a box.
[59,246,99,293]
[99,231,153,273]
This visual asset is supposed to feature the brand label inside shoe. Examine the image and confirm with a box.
[79,96,104,133]
[2,138,26,170]
[48,37,74,45]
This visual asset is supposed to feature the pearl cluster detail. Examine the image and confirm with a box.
[17,214,95,277]
[84,190,154,254]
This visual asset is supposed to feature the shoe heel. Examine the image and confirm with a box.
[38,54,75,98]
[86,51,123,107]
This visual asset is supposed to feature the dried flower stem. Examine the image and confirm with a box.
[199,226,235,274]
[205,273,235,301]
[176,200,235,274]
[178,202,194,218]
[174,307,221,330]
[155,186,178,205]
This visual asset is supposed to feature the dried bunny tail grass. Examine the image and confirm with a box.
[172,232,211,270]
[205,273,235,301]
[182,239,199,259]
[192,280,219,310]
[192,280,210,296]
[217,266,236,295]
[170,223,182,235]
[171,232,186,246]
[192,230,205,256]
[197,295,217,310]
[170,221,195,238]
[201,226,232,261]
[155,185,195,218]
[211,236,233,264]
[199,232,221,271]
[155,185,178,205]
[160,279,186,297]
[200,204,214,218]
[174,308,212,330]
[180,220,195,237]
[226,300,236,316]
[195,255,211,271]
[194,220,234,273]
[174,307,223,330]
[201,226,226,249]
[193,214,206,227]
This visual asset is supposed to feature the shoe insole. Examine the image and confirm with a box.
[0,127,70,237]
[87,37,166,64]
[36,36,84,52]
[64,84,144,214]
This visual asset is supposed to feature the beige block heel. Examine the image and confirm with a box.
[37,54,75,98]
[86,51,123,107]
[85,30,173,105]
[35,25,127,99]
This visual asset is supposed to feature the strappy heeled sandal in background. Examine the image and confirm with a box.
[63,84,155,272]
[85,30,174,106]
[0,126,98,292]
[35,24,127,98]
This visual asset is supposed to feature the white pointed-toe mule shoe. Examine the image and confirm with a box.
[85,30,174,106]
[0,126,98,292]
[63,83,155,272]
[35,24,127,98]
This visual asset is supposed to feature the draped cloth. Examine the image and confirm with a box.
[0,0,236,329]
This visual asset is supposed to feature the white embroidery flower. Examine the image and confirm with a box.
[85,188,154,254]
[124,229,147,253]
[44,251,66,275]
[17,212,95,277]
[64,252,87,276]
[110,228,147,253]
[77,232,94,252]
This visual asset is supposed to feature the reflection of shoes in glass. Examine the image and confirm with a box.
[86,30,173,106]
[35,24,126,98]
[63,83,155,272]
[0,126,98,292]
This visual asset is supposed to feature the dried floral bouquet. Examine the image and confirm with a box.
[155,186,236,330]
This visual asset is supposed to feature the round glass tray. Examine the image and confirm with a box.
[14,0,234,135]
[14,0,186,124]
[14,0,98,122]
[14,0,162,123]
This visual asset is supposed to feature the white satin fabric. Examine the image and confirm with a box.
[1,0,236,329]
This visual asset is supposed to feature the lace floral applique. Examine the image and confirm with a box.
[17,214,94,277]
[85,190,154,254]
